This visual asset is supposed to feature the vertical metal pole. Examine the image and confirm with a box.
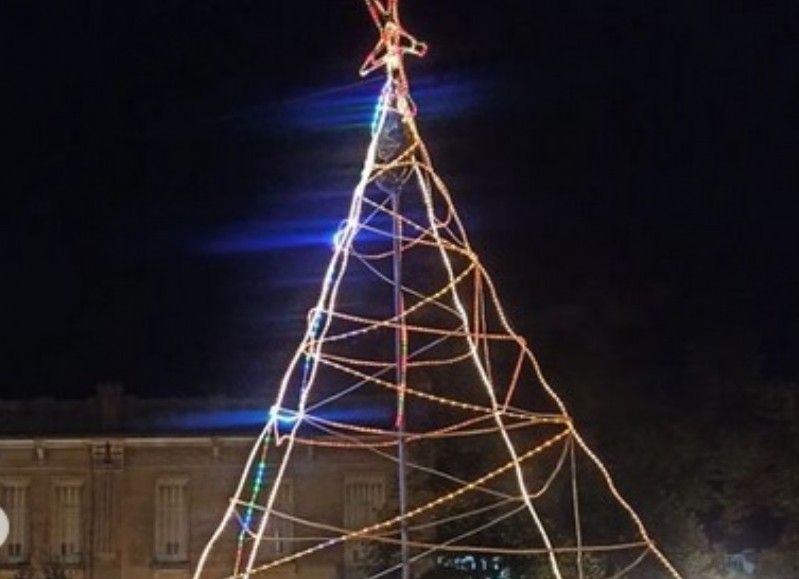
[392,186,411,579]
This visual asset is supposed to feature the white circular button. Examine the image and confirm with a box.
[0,507,9,547]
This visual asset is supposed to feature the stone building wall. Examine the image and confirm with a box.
[0,392,394,579]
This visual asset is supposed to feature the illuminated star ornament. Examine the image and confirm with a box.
[359,0,427,117]
[192,2,687,579]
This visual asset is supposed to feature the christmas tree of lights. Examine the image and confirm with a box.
[193,2,685,578]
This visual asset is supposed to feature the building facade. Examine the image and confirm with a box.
[0,388,392,579]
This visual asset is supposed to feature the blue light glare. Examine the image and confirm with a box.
[277,77,385,132]
[203,217,341,254]
[331,218,357,250]
[163,405,393,431]
[169,409,268,430]
[269,405,300,425]
[412,74,483,120]
[203,214,384,256]
[276,74,482,133]
[371,81,390,135]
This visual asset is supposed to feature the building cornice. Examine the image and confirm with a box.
[0,435,256,449]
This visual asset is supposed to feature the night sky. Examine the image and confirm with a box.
[6,0,798,403]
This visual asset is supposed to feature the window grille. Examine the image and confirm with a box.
[52,479,83,564]
[1,480,29,564]
[343,475,385,567]
[154,477,189,563]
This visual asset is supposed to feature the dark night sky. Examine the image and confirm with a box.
[5,0,798,402]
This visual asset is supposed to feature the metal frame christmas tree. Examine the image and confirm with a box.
[193,2,684,578]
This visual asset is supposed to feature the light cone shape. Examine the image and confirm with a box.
[193,4,684,579]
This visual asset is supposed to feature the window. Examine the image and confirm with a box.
[154,477,189,563]
[93,471,115,556]
[343,474,385,567]
[262,478,294,558]
[52,479,83,564]
[1,479,30,564]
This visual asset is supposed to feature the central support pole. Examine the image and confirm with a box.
[392,186,411,579]
[360,4,425,577]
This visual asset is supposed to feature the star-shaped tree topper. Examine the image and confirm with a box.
[359,0,427,79]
